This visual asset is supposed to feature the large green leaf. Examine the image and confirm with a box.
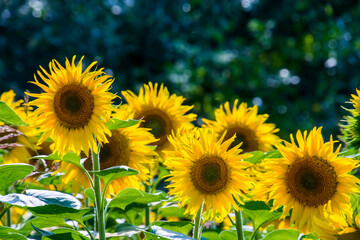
[0,163,35,192]
[108,188,144,209]
[202,231,220,240]
[0,190,81,209]
[0,232,27,240]
[42,228,88,240]
[25,189,81,209]
[134,190,168,205]
[0,101,28,126]
[144,226,195,240]
[0,226,24,236]
[244,150,282,165]
[261,229,300,240]
[241,201,282,240]
[37,172,64,185]
[28,205,91,223]
[19,217,71,236]
[0,193,46,208]
[108,188,168,210]
[219,230,237,240]
[31,152,82,168]
[114,223,142,237]
[143,232,171,240]
[152,221,194,235]
[157,204,189,219]
[90,165,139,187]
[106,118,140,130]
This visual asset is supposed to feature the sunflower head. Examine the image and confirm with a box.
[58,104,157,196]
[253,127,360,233]
[165,127,253,222]
[121,82,197,155]
[27,56,117,156]
[202,99,280,153]
[313,209,360,240]
[339,89,360,150]
[0,90,36,164]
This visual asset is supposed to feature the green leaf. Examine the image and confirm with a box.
[152,221,194,235]
[114,222,142,237]
[242,201,270,211]
[42,228,88,240]
[19,217,71,236]
[25,189,81,209]
[28,205,91,223]
[244,150,282,164]
[31,223,54,236]
[0,163,35,192]
[0,232,28,240]
[31,152,82,168]
[37,172,64,185]
[90,165,139,186]
[0,193,47,208]
[219,230,237,240]
[261,229,300,240]
[157,204,188,219]
[241,201,282,239]
[0,226,24,236]
[106,118,140,130]
[143,231,171,240]
[0,101,28,126]
[108,188,144,209]
[84,188,95,202]
[299,233,319,239]
[135,190,168,205]
[145,226,195,240]
[201,231,220,240]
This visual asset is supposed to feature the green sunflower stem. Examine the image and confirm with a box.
[92,148,106,240]
[144,181,151,229]
[234,209,245,240]
[193,201,204,240]
[6,206,11,227]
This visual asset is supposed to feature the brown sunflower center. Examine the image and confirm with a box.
[286,155,338,207]
[190,155,229,194]
[84,131,130,170]
[137,108,172,148]
[337,231,360,240]
[223,126,258,152]
[53,83,94,129]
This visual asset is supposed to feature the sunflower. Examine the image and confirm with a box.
[202,99,280,153]
[0,90,36,164]
[59,104,157,195]
[253,127,360,233]
[121,82,196,155]
[339,88,360,150]
[26,56,116,156]
[313,210,360,240]
[164,128,253,222]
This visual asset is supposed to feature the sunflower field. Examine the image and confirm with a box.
[2,1,360,240]
[0,55,359,240]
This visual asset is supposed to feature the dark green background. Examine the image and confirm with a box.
[1,0,360,141]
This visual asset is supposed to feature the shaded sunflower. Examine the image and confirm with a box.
[339,88,360,150]
[121,82,196,155]
[59,104,157,195]
[313,210,360,240]
[0,90,36,164]
[26,56,116,156]
[164,128,253,222]
[202,100,280,153]
[253,127,360,233]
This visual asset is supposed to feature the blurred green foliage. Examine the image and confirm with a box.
[1,0,360,141]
